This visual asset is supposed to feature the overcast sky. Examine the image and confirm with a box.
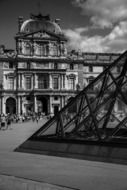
[1,0,127,53]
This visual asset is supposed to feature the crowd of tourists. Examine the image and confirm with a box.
[0,112,47,130]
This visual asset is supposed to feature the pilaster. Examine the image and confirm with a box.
[34,95,37,113]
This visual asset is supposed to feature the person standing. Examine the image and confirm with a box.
[36,115,39,123]
[1,114,6,130]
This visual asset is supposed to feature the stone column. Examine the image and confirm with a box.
[62,75,65,90]
[4,75,8,90]
[34,95,37,113]
[33,73,35,89]
[2,96,5,114]
[20,96,23,114]
[63,96,66,107]
[59,75,60,90]
[60,96,62,109]
[74,78,76,90]
[31,74,33,89]
[50,96,53,116]
[1,96,3,114]
[18,74,20,89]
[20,74,22,89]
[18,96,21,115]
[44,44,46,56]
[61,96,65,108]
[49,74,52,89]
[35,74,38,89]
[60,75,62,90]
[63,74,65,89]
[21,96,25,114]
[47,96,50,115]
[22,74,25,89]
[65,75,68,90]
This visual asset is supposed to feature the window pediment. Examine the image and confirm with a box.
[67,74,76,79]
[5,73,15,78]
[24,73,32,77]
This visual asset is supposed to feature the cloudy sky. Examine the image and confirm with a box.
[1,0,127,53]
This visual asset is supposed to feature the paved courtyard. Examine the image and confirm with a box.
[0,118,127,190]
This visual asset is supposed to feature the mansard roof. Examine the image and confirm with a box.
[67,51,121,65]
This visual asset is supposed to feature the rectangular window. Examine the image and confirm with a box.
[54,63,58,69]
[25,76,31,89]
[25,42,31,55]
[38,75,49,89]
[54,96,58,100]
[38,77,43,89]
[9,62,13,68]
[69,78,75,90]
[70,64,74,70]
[89,66,93,72]
[63,75,65,88]
[8,77,14,89]
[53,77,59,89]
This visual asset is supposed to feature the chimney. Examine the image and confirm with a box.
[18,16,23,32]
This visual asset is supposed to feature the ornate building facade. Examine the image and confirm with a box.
[0,14,122,116]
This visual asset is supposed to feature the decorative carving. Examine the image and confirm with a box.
[67,73,76,79]
[30,14,50,21]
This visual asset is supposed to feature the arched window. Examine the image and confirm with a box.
[6,97,16,114]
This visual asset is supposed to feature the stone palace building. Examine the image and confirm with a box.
[0,14,122,116]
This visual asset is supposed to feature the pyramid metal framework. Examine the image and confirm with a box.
[31,51,127,143]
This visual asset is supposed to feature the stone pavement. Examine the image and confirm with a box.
[0,119,127,190]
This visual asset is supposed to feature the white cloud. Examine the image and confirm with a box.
[74,27,89,33]
[67,0,127,52]
[64,28,108,52]
[104,21,127,52]
[72,0,127,28]
[64,21,127,53]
